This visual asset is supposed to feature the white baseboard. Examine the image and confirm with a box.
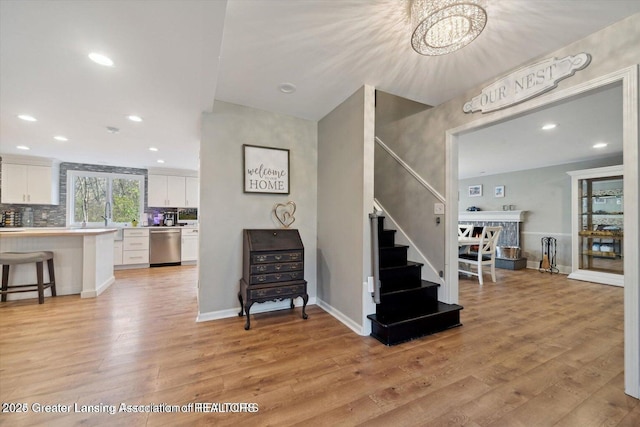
[81,275,115,298]
[316,298,368,336]
[197,297,317,323]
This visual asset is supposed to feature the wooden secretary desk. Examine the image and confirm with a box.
[238,229,308,330]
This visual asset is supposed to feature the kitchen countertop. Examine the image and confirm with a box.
[0,227,118,237]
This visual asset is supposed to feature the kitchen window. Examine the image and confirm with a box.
[67,171,144,226]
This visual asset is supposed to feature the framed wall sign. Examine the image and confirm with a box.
[243,144,290,194]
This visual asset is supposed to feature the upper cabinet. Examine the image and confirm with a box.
[147,173,198,208]
[185,176,199,208]
[567,165,623,287]
[1,158,59,205]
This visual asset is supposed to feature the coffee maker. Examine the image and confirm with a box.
[163,212,176,226]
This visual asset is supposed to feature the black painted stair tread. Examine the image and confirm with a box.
[379,244,409,267]
[380,279,438,296]
[368,214,463,345]
[368,302,463,325]
[368,302,463,345]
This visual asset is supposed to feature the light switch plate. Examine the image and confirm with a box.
[434,203,445,214]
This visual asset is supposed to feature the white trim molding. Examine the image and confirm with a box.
[458,210,526,222]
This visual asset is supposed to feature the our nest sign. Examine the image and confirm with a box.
[463,53,591,114]
[243,144,290,194]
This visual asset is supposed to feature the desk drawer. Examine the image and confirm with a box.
[250,262,302,274]
[248,283,306,299]
[249,270,303,285]
[252,251,302,264]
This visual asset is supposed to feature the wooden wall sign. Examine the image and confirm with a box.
[243,144,290,194]
[463,52,591,114]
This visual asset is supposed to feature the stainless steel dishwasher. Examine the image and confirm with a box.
[149,228,182,266]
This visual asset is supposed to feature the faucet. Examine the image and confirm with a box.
[101,201,111,226]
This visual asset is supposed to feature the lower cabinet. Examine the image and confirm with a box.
[181,228,199,263]
[114,241,123,266]
[121,228,149,266]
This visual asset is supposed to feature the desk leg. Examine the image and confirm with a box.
[244,302,253,330]
[237,291,244,317]
[302,294,308,320]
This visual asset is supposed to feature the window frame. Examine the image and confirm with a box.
[67,170,145,227]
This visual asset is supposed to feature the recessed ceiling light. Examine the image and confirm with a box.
[88,52,114,67]
[541,123,557,130]
[106,126,120,134]
[149,147,158,152]
[128,115,143,122]
[53,136,68,141]
[16,145,30,150]
[157,159,165,164]
[593,142,608,149]
[18,114,37,122]
[278,83,296,94]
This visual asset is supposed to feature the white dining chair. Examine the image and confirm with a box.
[458,224,474,238]
[458,226,502,285]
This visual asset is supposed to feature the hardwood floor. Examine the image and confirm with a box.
[1,266,638,426]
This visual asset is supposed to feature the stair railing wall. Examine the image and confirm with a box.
[374,136,446,285]
[375,136,445,203]
[374,198,443,285]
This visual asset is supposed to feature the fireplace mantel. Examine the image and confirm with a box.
[458,210,526,223]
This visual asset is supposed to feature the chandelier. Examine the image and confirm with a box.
[410,0,487,56]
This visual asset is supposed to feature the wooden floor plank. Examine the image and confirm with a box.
[0,265,638,426]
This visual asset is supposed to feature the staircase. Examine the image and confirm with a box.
[367,216,463,345]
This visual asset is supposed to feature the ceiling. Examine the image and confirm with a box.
[1,1,639,172]
[458,83,623,179]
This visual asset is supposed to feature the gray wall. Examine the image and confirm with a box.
[459,156,623,270]
[198,101,318,315]
[374,90,446,280]
[317,86,375,331]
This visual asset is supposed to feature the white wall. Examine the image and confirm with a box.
[317,86,376,334]
[198,101,317,318]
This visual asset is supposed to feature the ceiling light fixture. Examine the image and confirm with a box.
[128,115,143,122]
[16,145,30,150]
[18,114,37,122]
[593,142,608,149]
[157,159,165,164]
[53,136,68,141]
[88,52,114,67]
[278,83,296,94]
[149,147,159,152]
[541,123,557,130]
[410,0,487,56]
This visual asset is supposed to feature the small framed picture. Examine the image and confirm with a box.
[468,184,482,197]
[494,185,505,198]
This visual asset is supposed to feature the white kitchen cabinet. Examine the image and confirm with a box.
[114,241,123,266]
[147,174,186,207]
[121,228,149,266]
[1,163,59,205]
[181,228,199,263]
[185,177,199,208]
